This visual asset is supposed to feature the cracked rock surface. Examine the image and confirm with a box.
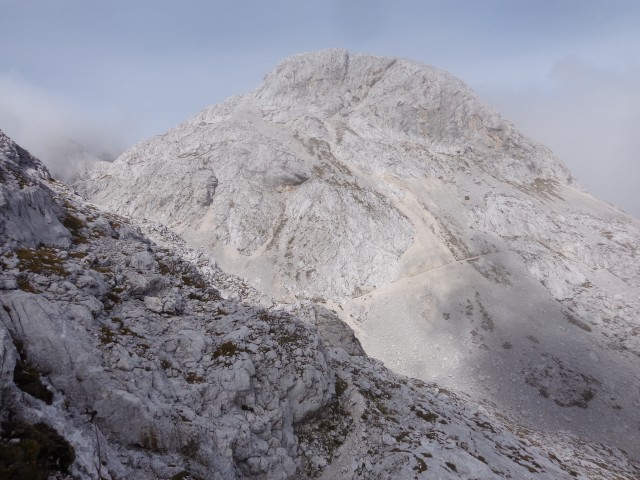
[3,127,640,478]
[77,49,640,459]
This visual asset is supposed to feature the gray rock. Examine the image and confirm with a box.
[2,67,640,480]
[129,250,157,271]
[144,296,163,313]
[76,49,640,459]
[162,292,183,314]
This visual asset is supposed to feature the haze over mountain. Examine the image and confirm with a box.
[3,1,639,218]
[77,49,640,463]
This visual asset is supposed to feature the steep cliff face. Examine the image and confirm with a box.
[76,49,640,459]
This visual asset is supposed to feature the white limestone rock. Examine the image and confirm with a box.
[144,295,163,313]
[2,67,640,479]
[76,50,640,459]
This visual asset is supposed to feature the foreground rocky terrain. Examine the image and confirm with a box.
[77,49,640,460]
[2,126,640,477]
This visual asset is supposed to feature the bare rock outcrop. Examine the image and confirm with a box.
[3,129,640,478]
[76,50,640,459]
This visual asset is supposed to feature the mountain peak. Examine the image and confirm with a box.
[253,49,473,131]
[77,51,640,460]
[261,48,448,95]
[0,128,50,181]
[193,49,570,183]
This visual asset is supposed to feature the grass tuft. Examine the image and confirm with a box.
[16,248,68,277]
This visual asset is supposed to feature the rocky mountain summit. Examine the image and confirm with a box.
[77,48,640,462]
[2,126,640,478]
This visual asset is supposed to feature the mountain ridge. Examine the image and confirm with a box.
[5,127,640,477]
[76,50,640,460]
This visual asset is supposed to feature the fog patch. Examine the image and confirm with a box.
[0,73,132,181]
[478,57,640,218]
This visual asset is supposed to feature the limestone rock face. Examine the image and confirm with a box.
[3,131,640,478]
[0,131,70,249]
[1,130,332,479]
[76,50,640,460]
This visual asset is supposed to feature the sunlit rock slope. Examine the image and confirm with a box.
[76,49,640,460]
[7,130,640,478]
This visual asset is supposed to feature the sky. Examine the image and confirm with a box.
[0,0,639,216]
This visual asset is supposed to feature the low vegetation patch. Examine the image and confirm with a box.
[0,421,75,480]
[295,394,352,477]
[62,213,90,244]
[99,326,116,345]
[414,408,438,423]
[16,247,68,277]
[187,287,222,303]
[335,376,348,397]
[171,471,203,480]
[182,273,206,289]
[16,277,37,293]
[414,455,428,473]
[213,341,242,359]
[13,360,52,405]
[139,428,160,452]
[12,340,52,404]
[185,372,206,384]
[91,265,113,275]
[62,214,85,235]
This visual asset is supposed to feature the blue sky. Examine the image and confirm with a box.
[1,0,639,215]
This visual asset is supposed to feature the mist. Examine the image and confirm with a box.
[0,73,132,181]
[478,57,640,218]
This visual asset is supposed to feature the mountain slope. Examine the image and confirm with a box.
[6,130,640,478]
[76,49,640,459]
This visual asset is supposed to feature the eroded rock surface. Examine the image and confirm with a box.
[77,50,640,459]
[3,129,640,479]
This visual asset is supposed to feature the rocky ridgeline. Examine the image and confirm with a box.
[76,49,572,301]
[76,49,640,459]
[2,132,639,478]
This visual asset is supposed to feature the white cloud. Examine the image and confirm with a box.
[0,73,132,181]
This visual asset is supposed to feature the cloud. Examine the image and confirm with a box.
[0,73,132,181]
[478,57,640,218]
